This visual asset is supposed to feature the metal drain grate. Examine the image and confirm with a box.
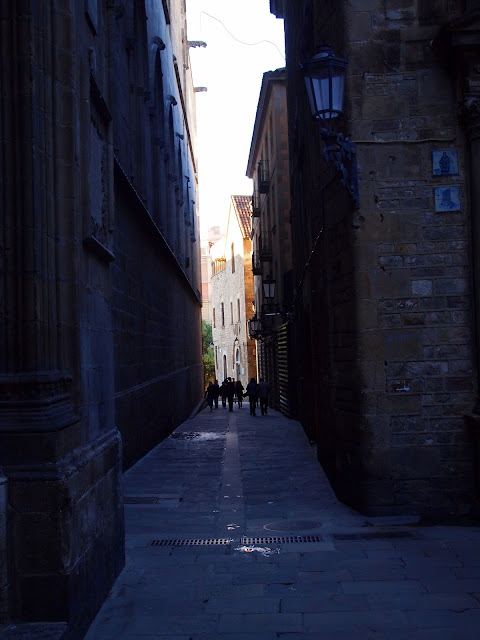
[333,531,415,541]
[151,538,233,546]
[124,496,159,504]
[170,432,200,440]
[242,535,324,545]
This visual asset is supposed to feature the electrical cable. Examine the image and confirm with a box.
[200,11,285,61]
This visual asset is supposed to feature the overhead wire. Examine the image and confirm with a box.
[200,11,285,61]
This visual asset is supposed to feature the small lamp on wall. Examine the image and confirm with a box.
[262,274,276,302]
[248,315,260,340]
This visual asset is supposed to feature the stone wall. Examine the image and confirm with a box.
[346,0,474,516]
[113,175,203,468]
[0,0,202,636]
[276,0,477,516]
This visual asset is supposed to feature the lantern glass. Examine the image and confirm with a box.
[303,47,347,123]
[263,275,276,301]
[248,316,260,334]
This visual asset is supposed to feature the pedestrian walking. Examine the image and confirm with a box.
[220,380,228,408]
[205,381,215,412]
[245,378,258,416]
[226,377,235,412]
[235,379,244,408]
[212,379,220,409]
[258,378,269,415]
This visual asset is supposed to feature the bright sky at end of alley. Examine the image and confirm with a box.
[186,0,285,237]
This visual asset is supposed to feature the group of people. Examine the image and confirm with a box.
[205,377,269,416]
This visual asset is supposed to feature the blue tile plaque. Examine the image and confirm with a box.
[432,150,458,176]
[434,186,461,212]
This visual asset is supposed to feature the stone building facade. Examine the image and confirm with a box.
[200,226,224,324]
[211,197,256,387]
[0,1,202,637]
[246,68,294,415]
[271,0,480,517]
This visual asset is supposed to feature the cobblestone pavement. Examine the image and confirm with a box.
[84,403,480,640]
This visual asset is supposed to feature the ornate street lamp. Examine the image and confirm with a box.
[303,46,347,125]
[302,46,359,208]
[262,274,276,302]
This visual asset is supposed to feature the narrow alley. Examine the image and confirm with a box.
[83,405,480,640]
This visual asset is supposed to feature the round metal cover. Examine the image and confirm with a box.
[263,520,322,532]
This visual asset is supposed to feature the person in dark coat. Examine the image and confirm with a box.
[235,379,244,408]
[220,380,228,408]
[226,377,235,412]
[258,378,269,415]
[212,379,220,409]
[205,381,215,412]
[245,378,258,416]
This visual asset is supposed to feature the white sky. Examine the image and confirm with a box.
[186,0,285,236]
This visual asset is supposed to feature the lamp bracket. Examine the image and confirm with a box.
[321,128,359,209]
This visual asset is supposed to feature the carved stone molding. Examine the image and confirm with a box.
[0,372,78,434]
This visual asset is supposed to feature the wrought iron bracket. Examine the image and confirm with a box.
[321,128,359,209]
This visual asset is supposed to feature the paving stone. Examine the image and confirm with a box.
[204,596,280,614]
[129,614,218,635]
[420,578,480,593]
[84,407,480,640]
[217,613,303,633]
[280,593,369,613]
[367,592,480,610]
[341,579,427,594]
[303,609,411,632]
[405,608,480,628]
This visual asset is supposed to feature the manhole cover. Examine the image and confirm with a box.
[263,520,322,532]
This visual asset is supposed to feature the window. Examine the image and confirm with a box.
[231,242,235,273]
[237,299,241,322]
[213,308,216,328]
[230,302,233,324]
[221,303,225,327]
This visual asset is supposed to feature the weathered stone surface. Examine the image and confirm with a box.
[0,1,202,637]
[278,0,477,517]
[1,623,67,640]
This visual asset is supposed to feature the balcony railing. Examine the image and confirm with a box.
[257,161,270,194]
[252,191,261,217]
[259,235,272,262]
[252,251,262,275]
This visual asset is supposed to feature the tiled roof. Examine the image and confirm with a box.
[231,195,252,238]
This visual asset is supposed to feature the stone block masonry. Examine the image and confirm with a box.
[347,2,475,516]
[0,1,202,637]
[276,0,477,517]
